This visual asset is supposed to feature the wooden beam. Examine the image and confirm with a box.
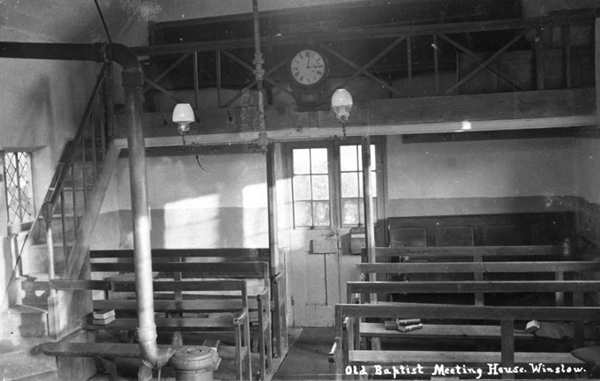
[114,115,596,148]
[132,14,594,58]
[115,87,595,144]
[347,280,600,293]
[358,261,600,274]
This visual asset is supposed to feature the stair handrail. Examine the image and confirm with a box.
[43,63,110,214]
[39,63,111,282]
[8,63,110,284]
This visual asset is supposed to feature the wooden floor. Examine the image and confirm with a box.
[272,328,334,381]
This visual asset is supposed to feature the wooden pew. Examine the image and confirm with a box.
[90,257,273,380]
[357,260,600,306]
[362,245,566,263]
[346,280,600,348]
[331,303,597,380]
[33,279,253,381]
[91,248,285,360]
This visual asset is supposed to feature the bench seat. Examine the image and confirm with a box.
[86,316,246,331]
[349,349,586,365]
[94,299,245,313]
[41,341,235,360]
[360,322,535,340]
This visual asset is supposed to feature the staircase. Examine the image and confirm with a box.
[0,63,116,381]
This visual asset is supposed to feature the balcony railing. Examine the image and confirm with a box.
[131,11,595,111]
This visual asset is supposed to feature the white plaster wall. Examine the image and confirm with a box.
[110,152,268,248]
[386,135,576,214]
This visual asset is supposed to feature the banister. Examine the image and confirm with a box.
[43,63,109,209]
[0,41,172,373]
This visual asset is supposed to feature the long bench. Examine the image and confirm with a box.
[89,258,273,380]
[34,279,253,381]
[346,279,600,349]
[362,245,566,264]
[330,303,597,380]
[91,248,285,360]
[357,260,600,307]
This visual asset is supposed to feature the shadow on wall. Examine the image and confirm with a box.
[116,153,269,249]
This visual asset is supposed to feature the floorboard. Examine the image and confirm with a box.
[272,327,335,380]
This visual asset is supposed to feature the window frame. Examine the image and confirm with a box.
[287,137,385,230]
[3,150,35,225]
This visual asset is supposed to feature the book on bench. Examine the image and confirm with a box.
[396,318,421,326]
[93,309,115,320]
[525,320,540,333]
[92,314,116,325]
[397,323,423,332]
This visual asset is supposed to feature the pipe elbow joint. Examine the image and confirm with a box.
[138,325,175,369]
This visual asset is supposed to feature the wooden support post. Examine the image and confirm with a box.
[555,270,565,306]
[563,24,572,88]
[473,253,484,305]
[596,18,600,125]
[535,27,545,90]
[573,290,585,348]
[500,319,515,379]
[361,138,376,272]
[193,52,200,109]
[433,34,440,95]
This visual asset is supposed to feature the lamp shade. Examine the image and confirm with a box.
[331,89,353,123]
[172,103,195,123]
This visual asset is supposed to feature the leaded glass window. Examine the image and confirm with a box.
[4,152,34,224]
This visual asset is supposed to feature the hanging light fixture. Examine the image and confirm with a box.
[331,89,353,137]
[172,103,195,146]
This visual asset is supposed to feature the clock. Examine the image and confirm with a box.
[289,48,329,87]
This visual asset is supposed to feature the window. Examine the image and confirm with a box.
[292,147,330,227]
[340,144,377,227]
[290,139,383,229]
[3,151,34,224]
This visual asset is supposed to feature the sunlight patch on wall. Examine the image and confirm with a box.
[163,195,221,247]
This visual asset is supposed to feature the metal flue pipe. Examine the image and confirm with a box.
[0,41,173,374]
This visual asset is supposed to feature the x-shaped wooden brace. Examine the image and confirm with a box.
[141,53,191,104]
[220,50,291,108]
[440,29,529,95]
[319,36,406,97]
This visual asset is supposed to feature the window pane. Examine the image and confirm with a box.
[359,175,363,197]
[311,148,328,174]
[341,172,359,198]
[293,149,310,174]
[294,201,312,227]
[312,174,329,200]
[4,152,33,224]
[342,199,359,225]
[340,145,358,171]
[293,175,311,200]
[370,145,377,170]
[359,198,365,224]
[313,201,330,226]
[356,144,376,171]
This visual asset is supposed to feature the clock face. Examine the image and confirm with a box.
[290,49,328,87]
